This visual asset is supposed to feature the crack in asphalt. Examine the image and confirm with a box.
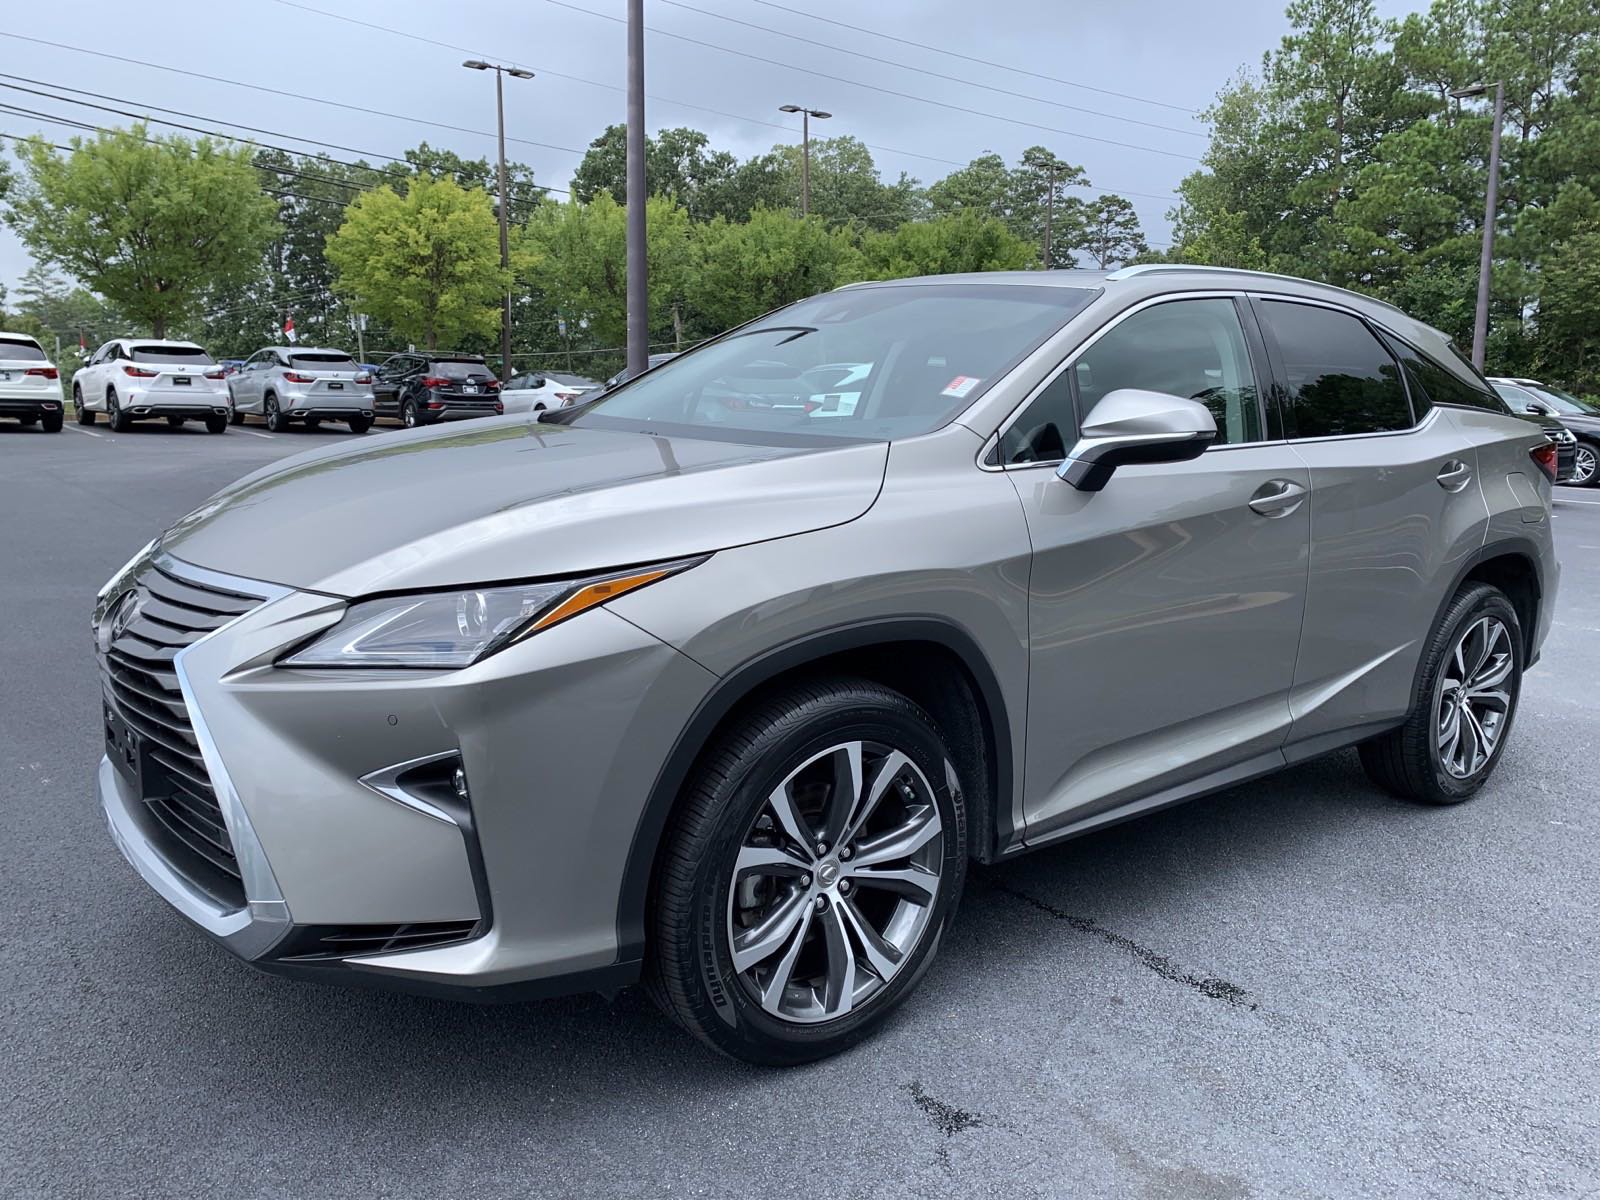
[982,876,1260,1010]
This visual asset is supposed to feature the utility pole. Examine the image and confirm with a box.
[463,59,535,382]
[1042,164,1056,269]
[626,0,649,378]
[1452,80,1504,371]
[779,104,832,216]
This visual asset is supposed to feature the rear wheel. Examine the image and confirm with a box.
[1572,441,1598,487]
[348,415,372,434]
[107,388,131,432]
[402,400,419,428]
[648,679,966,1065]
[166,415,185,428]
[42,411,63,432]
[1360,583,1522,805]
[75,387,93,425]
[264,394,287,433]
[204,414,228,434]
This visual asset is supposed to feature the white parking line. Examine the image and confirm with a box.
[66,424,103,438]
[241,430,276,440]
[1555,497,1600,506]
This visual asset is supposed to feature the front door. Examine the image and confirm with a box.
[1002,295,1312,843]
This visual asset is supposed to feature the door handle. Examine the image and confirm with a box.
[1436,460,1473,492]
[1248,479,1307,518]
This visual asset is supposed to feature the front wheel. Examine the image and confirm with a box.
[229,407,245,426]
[648,679,966,1065]
[1360,583,1523,804]
[1571,441,1598,488]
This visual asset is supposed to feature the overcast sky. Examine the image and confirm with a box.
[0,0,1426,302]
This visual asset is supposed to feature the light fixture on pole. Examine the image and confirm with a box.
[1450,80,1504,371]
[779,104,831,216]
[463,59,535,383]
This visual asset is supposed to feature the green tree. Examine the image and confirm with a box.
[571,125,785,222]
[1077,196,1150,269]
[863,211,1032,278]
[687,209,864,332]
[326,176,513,351]
[772,136,923,230]
[4,125,278,337]
[1536,226,1600,393]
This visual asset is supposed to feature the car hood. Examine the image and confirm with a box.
[1557,411,1600,432]
[159,418,888,596]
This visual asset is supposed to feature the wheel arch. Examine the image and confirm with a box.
[1436,539,1546,666]
[614,618,1015,966]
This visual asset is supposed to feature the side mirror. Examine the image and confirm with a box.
[1524,402,1551,416]
[1057,388,1218,491]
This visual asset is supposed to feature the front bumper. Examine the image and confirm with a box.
[96,550,717,999]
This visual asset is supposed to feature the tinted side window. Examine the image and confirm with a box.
[1073,298,1261,446]
[1259,301,1411,437]
[1386,337,1508,414]
[998,370,1074,464]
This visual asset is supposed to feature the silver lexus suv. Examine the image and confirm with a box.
[95,267,1558,1064]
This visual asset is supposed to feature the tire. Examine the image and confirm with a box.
[75,387,94,425]
[229,408,245,425]
[107,388,131,432]
[402,400,420,428]
[166,415,186,428]
[41,411,63,433]
[264,394,287,433]
[1360,582,1523,805]
[204,414,228,434]
[1572,440,1599,488]
[647,678,967,1066]
[348,415,372,434]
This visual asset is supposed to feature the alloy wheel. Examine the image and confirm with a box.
[725,740,944,1025]
[1573,444,1597,486]
[1436,615,1514,779]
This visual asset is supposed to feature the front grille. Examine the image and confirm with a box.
[101,557,270,907]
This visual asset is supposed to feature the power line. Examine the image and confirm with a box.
[656,0,1204,139]
[544,0,1202,162]
[747,0,1203,116]
[0,30,586,159]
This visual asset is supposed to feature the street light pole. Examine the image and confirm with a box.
[463,60,535,383]
[626,0,648,378]
[779,104,831,216]
[1452,80,1505,371]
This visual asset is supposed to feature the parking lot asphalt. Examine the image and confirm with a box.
[3,420,1598,1199]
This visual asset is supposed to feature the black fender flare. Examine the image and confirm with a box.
[612,617,1015,966]
[1428,536,1547,665]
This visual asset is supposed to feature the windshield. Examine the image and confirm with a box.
[0,338,46,361]
[1492,383,1539,409]
[574,283,1098,442]
[133,345,215,365]
[429,361,491,380]
[289,353,357,370]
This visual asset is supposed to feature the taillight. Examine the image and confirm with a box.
[122,365,158,378]
[355,372,372,384]
[203,368,225,380]
[554,391,578,403]
[283,371,317,384]
[422,376,450,389]
[484,378,502,391]
[26,366,59,380]
[494,400,504,414]
[1529,442,1559,483]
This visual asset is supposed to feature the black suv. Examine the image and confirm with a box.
[371,354,503,427]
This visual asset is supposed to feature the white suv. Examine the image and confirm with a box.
[0,331,64,432]
[72,339,231,433]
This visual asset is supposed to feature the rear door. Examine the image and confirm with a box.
[1007,293,1312,842]
[1250,296,1482,752]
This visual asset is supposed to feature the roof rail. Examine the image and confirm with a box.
[1104,263,1409,318]
[832,279,880,291]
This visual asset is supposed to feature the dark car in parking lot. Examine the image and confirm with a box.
[371,353,504,427]
[1491,380,1580,483]
[1492,377,1600,487]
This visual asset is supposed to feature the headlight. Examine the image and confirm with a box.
[280,557,703,669]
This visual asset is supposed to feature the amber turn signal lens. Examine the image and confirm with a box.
[526,567,675,634]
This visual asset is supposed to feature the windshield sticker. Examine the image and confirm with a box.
[941,375,981,399]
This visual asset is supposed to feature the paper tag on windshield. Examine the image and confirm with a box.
[941,375,981,399]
